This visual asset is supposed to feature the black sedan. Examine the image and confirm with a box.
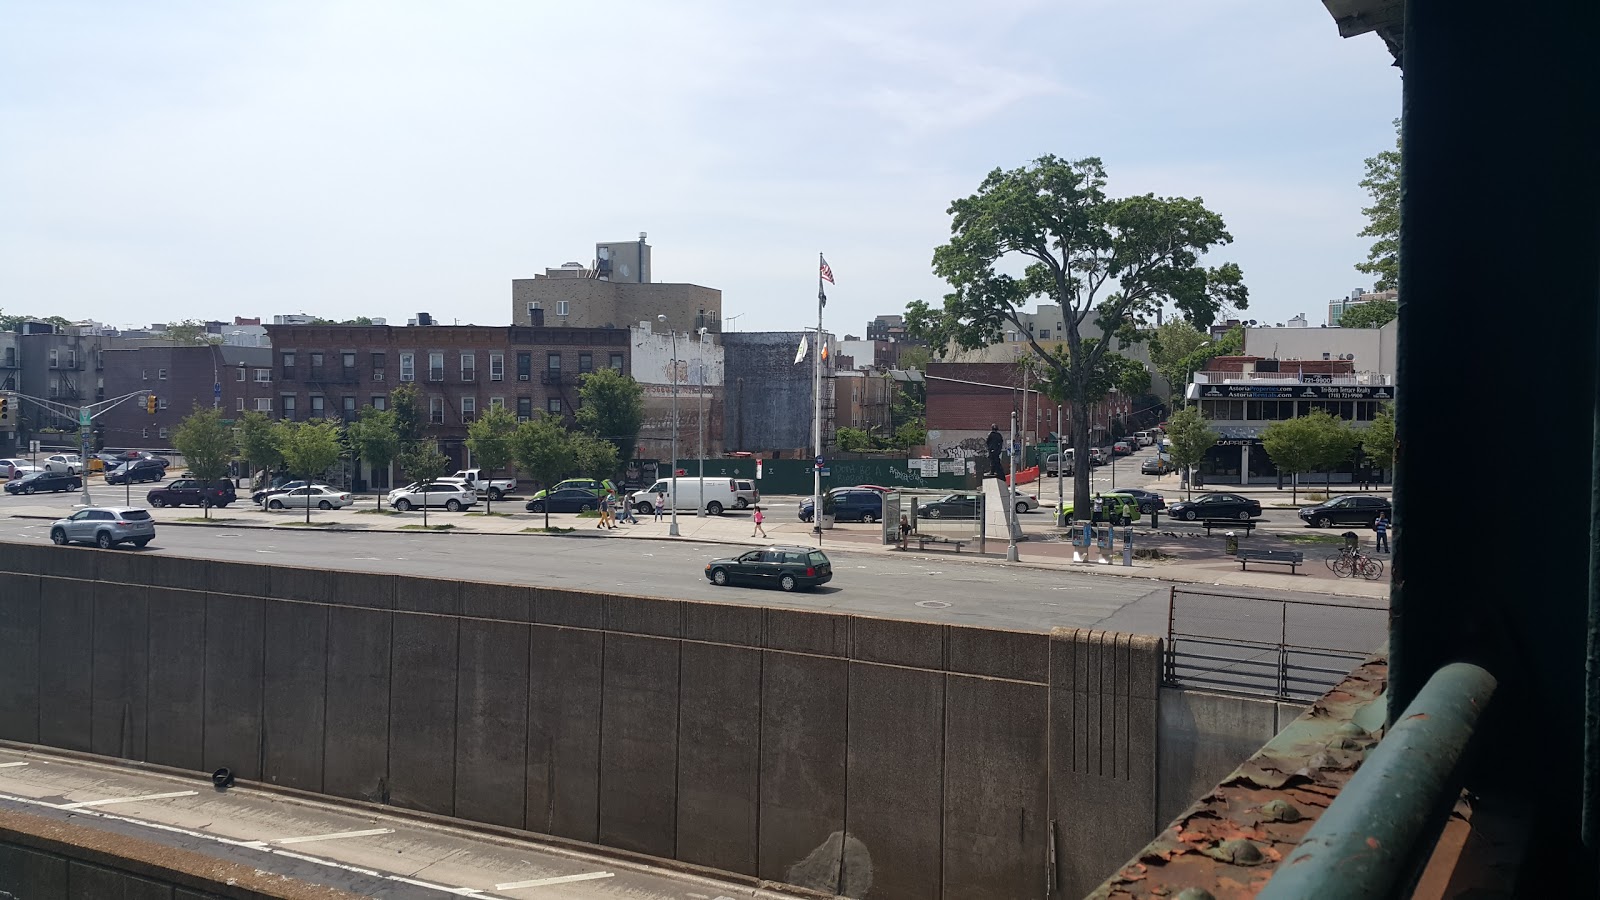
[1112,488,1167,514]
[1166,492,1262,521]
[1298,495,1392,528]
[105,459,167,485]
[525,488,600,513]
[705,546,833,592]
[4,471,82,495]
[915,494,982,519]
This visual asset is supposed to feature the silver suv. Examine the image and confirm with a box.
[49,507,156,549]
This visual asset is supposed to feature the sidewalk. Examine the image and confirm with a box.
[2,500,1390,602]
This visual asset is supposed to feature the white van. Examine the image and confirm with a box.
[637,476,741,516]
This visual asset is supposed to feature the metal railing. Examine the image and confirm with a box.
[1164,587,1385,700]
[1259,662,1497,899]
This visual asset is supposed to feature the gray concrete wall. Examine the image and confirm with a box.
[0,546,1170,899]
[1156,687,1307,827]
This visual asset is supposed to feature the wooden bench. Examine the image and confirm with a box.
[908,533,970,552]
[1234,548,1304,573]
[1171,518,1257,537]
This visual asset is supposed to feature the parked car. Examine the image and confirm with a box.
[732,479,761,509]
[529,477,615,501]
[253,480,317,505]
[98,450,150,465]
[1044,451,1074,477]
[147,478,237,508]
[1059,493,1142,524]
[450,468,517,500]
[1112,441,1134,456]
[1134,430,1155,447]
[636,476,739,516]
[798,488,884,523]
[48,507,155,549]
[1111,487,1166,514]
[1298,495,1392,528]
[525,488,600,513]
[104,458,168,485]
[1140,455,1176,476]
[705,545,833,592]
[0,459,41,479]
[915,494,983,519]
[1088,448,1110,466]
[1166,492,1263,521]
[265,485,353,510]
[42,454,83,475]
[387,482,476,511]
[4,471,82,495]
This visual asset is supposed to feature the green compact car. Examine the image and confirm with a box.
[1059,493,1142,525]
[528,478,616,501]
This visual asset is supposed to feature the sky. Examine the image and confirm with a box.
[0,1,1400,336]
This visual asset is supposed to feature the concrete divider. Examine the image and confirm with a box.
[1157,687,1308,826]
[0,551,1185,900]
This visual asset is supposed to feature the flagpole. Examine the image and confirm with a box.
[813,252,824,543]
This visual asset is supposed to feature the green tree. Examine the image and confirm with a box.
[1339,300,1398,329]
[1313,414,1359,495]
[1356,119,1401,292]
[575,368,646,463]
[1261,415,1322,504]
[347,407,400,508]
[396,441,451,527]
[906,155,1246,516]
[277,419,344,524]
[836,426,873,453]
[892,420,928,450]
[512,416,576,531]
[465,404,517,513]
[1361,407,1396,476]
[570,432,619,482]
[1148,320,1209,402]
[170,406,236,518]
[237,410,283,488]
[391,382,424,444]
[163,320,217,345]
[1164,406,1217,500]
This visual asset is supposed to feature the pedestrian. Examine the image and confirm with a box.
[751,505,767,538]
[653,487,666,522]
[1373,512,1390,553]
[597,492,614,529]
[605,491,619,529]
[616,492,636,525]
[897,514,911,551]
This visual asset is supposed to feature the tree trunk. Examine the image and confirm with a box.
[1071,400,1093,521]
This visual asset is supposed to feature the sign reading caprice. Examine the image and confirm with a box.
[1197,384,1395,400]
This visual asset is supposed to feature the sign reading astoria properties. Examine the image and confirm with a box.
[1197,384,1395,400]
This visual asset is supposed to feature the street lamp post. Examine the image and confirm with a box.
[658,315,680,536]
[696,326,707,517]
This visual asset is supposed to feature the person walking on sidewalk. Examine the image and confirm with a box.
[597,492,615,529]
[617,492,638,525]
[897,514,912,551]
[653,487,666,522]
[1373,512,1390,553]
[751,505,767,538]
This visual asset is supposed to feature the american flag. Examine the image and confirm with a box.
[819,257,835,284]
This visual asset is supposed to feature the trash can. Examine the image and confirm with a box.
[1342,531,1360,552]
[1225,531,1239,554]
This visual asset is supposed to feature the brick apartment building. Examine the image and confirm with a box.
[265,323,632,482]
[99,345,274,450]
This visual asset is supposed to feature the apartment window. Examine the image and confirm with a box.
[489,353,504,382]
[309,395,325,418]
[609,353,624,371]
[254,368,271,382]
[547,352,561,371]
[547,397,562,414]
[343,396,356,420]
[236,397,245,411]
[578,352,593,373]
[399,353,415,382]
[371,395,387,410]
[256,398,272,412]
[429,352,444,382]
[489,396,504,410]
[236,366,246,381]
[158,397,169,410]
[142,369,149,381]
[342,351,356,369]
[49,348,58,367]
[1039,329,1051,339]
[516,397,532,420]
[141,427,148,439]
[461,396,476,423]
[517,352,532,381]
[556,300,569,317]
[158,368,168,380]
[281,395,297,420]
[95,349,103,370]
[372,351,386,371]
[66,349,77,368]
[461,352,476,382]
[310,352,324,369]
[158,427,168,439]
[281,352,296,380]
[429,395,444,424]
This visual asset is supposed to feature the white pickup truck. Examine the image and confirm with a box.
[449,469,517,501]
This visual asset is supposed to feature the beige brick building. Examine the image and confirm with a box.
[511,278,721,334]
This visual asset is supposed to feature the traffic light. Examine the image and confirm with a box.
[146,394,157,415]
[0,393,10,423]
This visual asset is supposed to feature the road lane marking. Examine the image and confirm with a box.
[495,872,614,890]
[273,827,395,845]
[59,790,198,809]
[0,762,27,768]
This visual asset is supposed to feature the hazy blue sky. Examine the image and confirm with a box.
[1,1,1399,335]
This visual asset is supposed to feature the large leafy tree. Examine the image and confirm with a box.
[1261,414,1323,504]
[171,406,235,518]
[1339,300,1398,329]
[396,441,450,527]
[1361,407,1396,473]
[237,410,283,488]
[512,415,576,531]
[1163,406,1216,499]
[465,404,517,513]
[1356,119,1401,292]
[390,382,424,444]
[347,406,400,508]
[907,155,1246,514]
[575,368,645,462]
[1148,320,1209,401]
[276,419,344,524]
[570,432,620,482]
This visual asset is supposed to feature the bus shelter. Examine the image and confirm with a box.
[881,489,987,553]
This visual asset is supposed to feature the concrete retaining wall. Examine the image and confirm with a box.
[0,545,1165,899]
[1156,688,1308,827]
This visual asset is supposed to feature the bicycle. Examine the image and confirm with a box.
[1333,549,1384,580]
[1325,544,1357,573]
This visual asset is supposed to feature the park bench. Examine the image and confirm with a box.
[910,533,970,552]
[1234,547,1304,573]
[1172,519,1257,537]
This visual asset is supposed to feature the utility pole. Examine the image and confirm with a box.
[696,327,707,517]
[657,315,680,536]
[8,390,149,507]
[1006,408,1019,562]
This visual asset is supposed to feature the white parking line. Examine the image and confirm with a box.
[58,790,198,809]
[495,872,614,890]
[0,762,27,768]
[272,827,394,845]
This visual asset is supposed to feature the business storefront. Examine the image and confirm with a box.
[1189,382,1395,487]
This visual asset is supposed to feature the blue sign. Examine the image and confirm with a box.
[819,467,831,476]
[213,382,222,399]
[815,455,824,467]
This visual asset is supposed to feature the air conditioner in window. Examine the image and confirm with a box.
[518,374,530,381]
